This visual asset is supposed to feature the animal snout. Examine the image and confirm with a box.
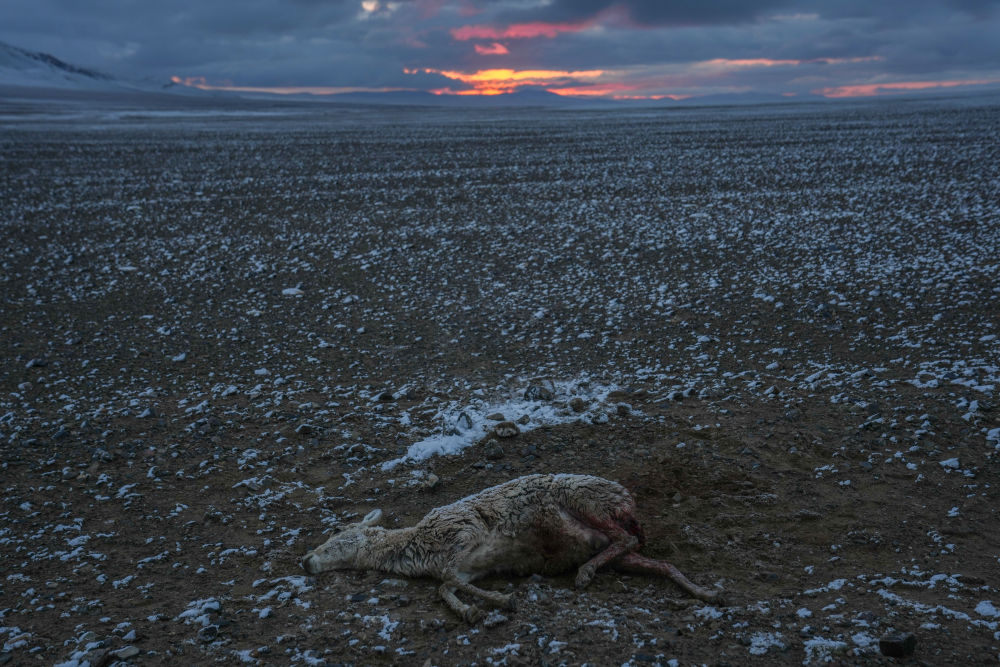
[301,553,318,574]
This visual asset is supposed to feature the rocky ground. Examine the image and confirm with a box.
[1,95,999,665]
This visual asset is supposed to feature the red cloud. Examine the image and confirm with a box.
[452,20,590,40]
[474,42,509,55]
[451,7,627,41]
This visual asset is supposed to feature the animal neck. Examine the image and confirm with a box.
[358,526,441,578]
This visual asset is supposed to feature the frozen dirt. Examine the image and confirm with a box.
[1,95,999,665]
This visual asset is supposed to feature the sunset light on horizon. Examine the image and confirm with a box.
[4,0,1000,104]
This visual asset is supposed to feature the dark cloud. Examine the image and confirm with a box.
[498,0,798,26]
[0,0,998,98]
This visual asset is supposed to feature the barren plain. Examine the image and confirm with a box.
[2,95,999,665]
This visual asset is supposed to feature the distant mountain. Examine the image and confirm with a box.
[299,86,578,108]
[0,41,182,92]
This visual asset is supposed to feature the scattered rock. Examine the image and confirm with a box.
[524,384,554,401]
[114,646,141,660]
[423,473,440,490]
[879,631,916,658]
[515,414,530,425]
[25,357,47,368]
[484,441,505,460]
[455,412,473,431]
[485,412,506,421]
[493,421,519,438]
[568,397,587,413]
[295,422,316,436]
[482,610,509,628]
[198,624,219,643]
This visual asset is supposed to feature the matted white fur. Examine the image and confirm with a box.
[301,473,719,622]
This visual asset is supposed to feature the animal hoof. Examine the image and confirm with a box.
[463,606,484,624]
[575,566,595,589]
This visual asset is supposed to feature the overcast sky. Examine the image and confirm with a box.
[2,0,1000,100]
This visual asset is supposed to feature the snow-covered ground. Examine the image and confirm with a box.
[1,95,998,664]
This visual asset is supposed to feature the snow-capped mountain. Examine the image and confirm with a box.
[0,41,174,91]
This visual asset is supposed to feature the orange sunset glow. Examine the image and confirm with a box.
[414,67,606,96]
[815,78,1000,98]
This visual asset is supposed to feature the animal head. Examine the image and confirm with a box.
[301,509,383,575]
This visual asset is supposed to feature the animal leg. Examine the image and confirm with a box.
[450,580,515,610]
[438,583,483,623]
[575,522,640,589]
[614,552,721,602]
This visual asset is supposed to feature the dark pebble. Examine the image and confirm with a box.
[484,442,505,460]
[524,384,554,401]
[879,631,916,657]
[197,625,219,642]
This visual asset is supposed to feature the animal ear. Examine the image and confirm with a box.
[361,509,383,526]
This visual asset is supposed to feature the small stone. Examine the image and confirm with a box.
[515,414,530,425]
[84,649,109,666]
[455,412,473,431]
[115,646,141,659]
[485,412,505,421]
[493,421,519,438]
[423,473,440,489]
[878,631,916,658]
[51,426,68,440]
[137,407,156,419]
[197,625,219,643]
[784,408,802,421]
[25,357,47,368]
[484,441,505,460]
[524,384,554,401]
[295,422,316,436]
[93,448,115,462]
[482,610,508,628]
[616,403,632,416]
[568,397,587,413]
